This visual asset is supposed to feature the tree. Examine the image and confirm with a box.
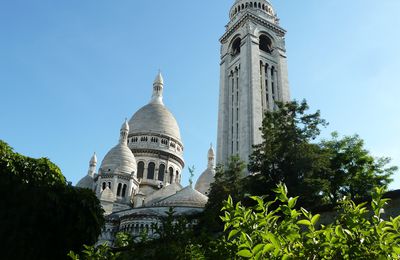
[221,183,400,259]
[247,100,330,207]
[320,132,396,204]
[199,156,246,233]
[0,140,104,260]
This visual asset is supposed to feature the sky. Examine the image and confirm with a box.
[1,0,399,189]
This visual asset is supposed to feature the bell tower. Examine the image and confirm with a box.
[216,0,290,170]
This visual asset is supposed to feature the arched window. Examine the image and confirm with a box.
[122,184,127,197]
[158,164,165,181]
[259,34,273,53]
[117,183,122,196]
[102,182,106,190]
[137,161,144,179]
[231,37,241,57]
[169,167,174,183]
[147,162,155,180]
[107,182,111,189]
[176,171,180,183]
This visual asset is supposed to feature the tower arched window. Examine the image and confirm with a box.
[137,161,144,179]
[117,183,122,196]
[122,184,127,197]
[231,37,241,57]
[158,164,165,181]
[102,182,106,190]
[176,171,180,183]
[147,162,155,180]
[169,167,174,183]
[259,35,273,53]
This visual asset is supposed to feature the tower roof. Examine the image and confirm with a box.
[230,0,276,22]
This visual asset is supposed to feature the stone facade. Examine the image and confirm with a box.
[217,0,290,169]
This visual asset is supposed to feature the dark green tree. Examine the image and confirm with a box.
[320,132,396,204]
[247,100,330,207]
[0,140,104,260]
[199,156,246,233]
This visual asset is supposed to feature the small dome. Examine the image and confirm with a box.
[129,103,181,141]
[100,144,137,175]
[154,186,208,208]
[76,175,94,189]
[195,168,215,196]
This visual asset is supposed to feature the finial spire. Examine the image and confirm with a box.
[88,152,97,177]
[208,144,215,169]
[119,119,129,144]
[151,71,164,104]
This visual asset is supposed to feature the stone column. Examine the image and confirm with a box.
[273,68,279,103]
[260,63,267,112]
[266,66,273,110]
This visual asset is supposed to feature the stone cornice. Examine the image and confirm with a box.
[131,148,185,167]
[220,12,286,44]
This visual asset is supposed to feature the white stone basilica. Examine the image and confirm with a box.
[76,0,290,244]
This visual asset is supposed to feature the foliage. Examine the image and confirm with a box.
[199,156,246,233]
[70,207,199,260]
[247,100,330,206]
[0,140,104,260]
[247,100,396,207]
[320,132,396,204]
[221,183,400,259]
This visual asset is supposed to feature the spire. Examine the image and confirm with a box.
[119,119,129,144]
[207,143,215,169]
[151,71,164,104]
[87,152,97,177]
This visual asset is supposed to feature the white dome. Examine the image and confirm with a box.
[195,168,215,196]
[128,103,181,141]
[153,186,208,208]
[76,175,94,189]
[100,144,137,175]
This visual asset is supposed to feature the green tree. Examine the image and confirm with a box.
[247,100,330,207]
[199,156,246,233]
[0,140,104,260]
[320,132,396,204]
[221,183,400,259]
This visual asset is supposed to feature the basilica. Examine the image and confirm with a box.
[76,0,290,244]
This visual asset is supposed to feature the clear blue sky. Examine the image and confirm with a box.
[1,0,399,189]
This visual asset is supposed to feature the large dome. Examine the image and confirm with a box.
[128,103,181,141]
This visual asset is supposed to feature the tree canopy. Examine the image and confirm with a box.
[247,100,396,207]
[0,140,104,260]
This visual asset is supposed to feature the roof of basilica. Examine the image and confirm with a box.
[128,72,182,142]
[152,185,208,208]
[129,103,181,141]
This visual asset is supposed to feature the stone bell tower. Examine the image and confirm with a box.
[216,0,290,170]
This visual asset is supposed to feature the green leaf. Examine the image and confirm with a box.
[263,244,275,254]
[253,244,264,254]
[311,214,320,225]
[335,225,345,238]
[393,246,400,255]
[228,229,239,240]
[288,197,298,209]
[297,219,311,226]
[237,249,252,258]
